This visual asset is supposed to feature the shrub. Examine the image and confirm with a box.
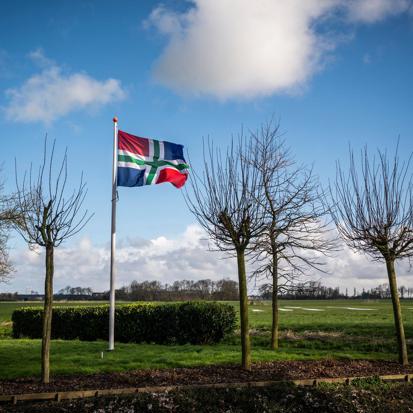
[12,302,236,345]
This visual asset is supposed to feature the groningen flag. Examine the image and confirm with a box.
[117,130,189,188]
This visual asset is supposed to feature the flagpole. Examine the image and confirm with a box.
[109,116,118,351]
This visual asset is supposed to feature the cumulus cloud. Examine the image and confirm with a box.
[145,0,410,99]
[345,0,410,23]
[5,224,412,294]
[4,51,126,124]
[8,225,237,293]
[315,240,413,293]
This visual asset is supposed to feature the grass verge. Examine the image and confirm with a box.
[0,299,411,380]
[0,338,397,380]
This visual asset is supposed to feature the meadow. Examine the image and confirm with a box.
[0,299,412,379]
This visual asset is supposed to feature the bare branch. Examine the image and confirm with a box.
[184,129,264,370]
[329,144,413,262]
[14,137,94,248]
[248,120,336,285]
[329,141,411,365]
[13,136,94,381]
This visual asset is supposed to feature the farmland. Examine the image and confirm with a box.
[0,299,412,379]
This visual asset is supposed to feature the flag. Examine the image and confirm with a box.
[117,130,189,188]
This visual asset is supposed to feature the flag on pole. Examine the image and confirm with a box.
[117,130,189,188]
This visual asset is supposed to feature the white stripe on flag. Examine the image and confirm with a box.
[118,149,147,161]
[143,139,154,184]
[118,149,188,166]
[159,140,165,160]
[148,139,154,158]
[117,161,146,170]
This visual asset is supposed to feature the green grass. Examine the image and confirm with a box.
[0,299,412,379]
[0,338,395,380]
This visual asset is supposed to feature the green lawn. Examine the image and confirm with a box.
[0,299,412,379]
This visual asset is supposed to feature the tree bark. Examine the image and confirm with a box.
[386,258,408,366]
[42,244,54,383]
[236,248,251,370]
[270,251,279,350]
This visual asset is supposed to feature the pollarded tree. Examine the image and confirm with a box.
[0,178,12,281]
[0,171,23,282]
[14,139,92,382]
[330,144,413,365]
[249,122,334,350]
[186,134,263,370]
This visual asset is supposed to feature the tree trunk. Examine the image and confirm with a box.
[270,252,279,350]
[236,248,251,370]
[42,244,54,383]
[386,258,408,366]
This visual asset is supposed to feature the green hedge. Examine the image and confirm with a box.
[11,302,236,344]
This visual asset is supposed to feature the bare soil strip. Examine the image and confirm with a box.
[1,373,413,405]
[1,360,413,397]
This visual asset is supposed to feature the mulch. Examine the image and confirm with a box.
[1,359,413,395]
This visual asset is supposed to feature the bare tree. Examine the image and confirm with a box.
[185,135,263,370]
[0,171,23,282]
[14,139,92,382]
[0,186,13,281]
[249,122,334,350]
[330,144,413,365]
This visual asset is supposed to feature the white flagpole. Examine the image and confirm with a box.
[109,116,118,351]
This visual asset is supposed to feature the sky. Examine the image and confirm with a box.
[1,0,413,294]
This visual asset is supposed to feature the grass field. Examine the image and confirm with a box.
[0,299,412,379]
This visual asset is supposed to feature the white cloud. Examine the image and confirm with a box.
[316,240,413,292]
[28,48,55,68]
[145,0,409,99]
[345,0,410,23]
[146,0,337,99]
[6,225,237,293]
[4,52,126,124]
[143,5,183,35]
[4,224,412,295]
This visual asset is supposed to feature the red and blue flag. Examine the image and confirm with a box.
[117,130,189,188]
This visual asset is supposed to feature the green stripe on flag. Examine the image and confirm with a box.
[118,139,189,186]
[146,140,160,185]
[118,154,189,171]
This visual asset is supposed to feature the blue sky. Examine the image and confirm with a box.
[1,0,413,293]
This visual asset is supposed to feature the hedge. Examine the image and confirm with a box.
[11,302,236,345]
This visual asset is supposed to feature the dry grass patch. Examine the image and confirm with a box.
[281,329,345,340]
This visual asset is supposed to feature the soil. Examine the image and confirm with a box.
[1,359,413,396]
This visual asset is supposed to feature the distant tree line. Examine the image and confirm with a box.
[259,281,343,300]
[15,278,239,301]
[57,285,93,296]
[0,292,19,301]
[259,281,413,300]
[359,284,413,300]
[3,280,412,302]
[113,278,239,301]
